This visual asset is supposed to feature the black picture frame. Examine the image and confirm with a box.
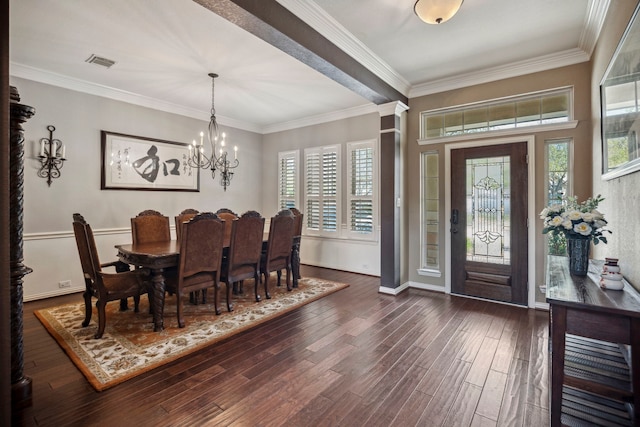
[101,131,199,191]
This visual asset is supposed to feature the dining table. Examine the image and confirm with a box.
[115,235,301,332]
[116,240,180,331]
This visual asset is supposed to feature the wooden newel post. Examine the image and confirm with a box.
[9,86,35,409]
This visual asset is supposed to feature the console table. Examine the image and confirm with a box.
[546,256,640,426]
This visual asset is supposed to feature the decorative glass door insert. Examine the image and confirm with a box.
[466,156,510,265]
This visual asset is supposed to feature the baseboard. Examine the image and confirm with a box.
[407,281,446,293]
[534,301,549,311]
[24,286,83,302]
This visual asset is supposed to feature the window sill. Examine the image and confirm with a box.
[301,234,379,245]
[417,268,442,278]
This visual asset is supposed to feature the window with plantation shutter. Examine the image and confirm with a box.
[304,145,340,236]
[347,140,376,238]
[278,150,299,211]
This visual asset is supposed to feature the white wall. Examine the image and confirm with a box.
[261,114,382,276]
[11,77,263,300]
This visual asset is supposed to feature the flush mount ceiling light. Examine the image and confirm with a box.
[414,0,464,24]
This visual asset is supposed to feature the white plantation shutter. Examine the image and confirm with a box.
[347,141,376,238]
[305,151,321,231]
[278,151,299,210]
[322,151,338,231]
[304,145,340,236]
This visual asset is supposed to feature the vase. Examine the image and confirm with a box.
[567,237,590,276]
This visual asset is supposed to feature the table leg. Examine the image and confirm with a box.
[292,236,301,288]
[631,319,640,426]
[550,305,567,427]
[150,268,166,332]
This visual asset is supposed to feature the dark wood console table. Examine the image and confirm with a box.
[546,255,640,426]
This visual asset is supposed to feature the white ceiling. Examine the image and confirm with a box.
[9,0,606,134]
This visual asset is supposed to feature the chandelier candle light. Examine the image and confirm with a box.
[188,73,239,191]
[37,125,66,186]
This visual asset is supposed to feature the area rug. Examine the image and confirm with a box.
[34,277,348,391]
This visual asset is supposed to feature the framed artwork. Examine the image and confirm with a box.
[101,131,199,191]
[600,2,640,180]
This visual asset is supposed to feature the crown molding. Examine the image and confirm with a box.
[9,63,262,134]
[579,0,610,56]
[409,48,590,98]
[11,0,609,135]
[276,0,411,96]
[378,101,409,117]
[262,103,378,134]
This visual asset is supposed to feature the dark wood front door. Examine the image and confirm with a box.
[451,142,528,305]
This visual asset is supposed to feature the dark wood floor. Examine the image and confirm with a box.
[13,266,549,426]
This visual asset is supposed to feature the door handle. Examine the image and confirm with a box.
[451,209,458,233]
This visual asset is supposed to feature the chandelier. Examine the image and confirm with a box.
[188,73,239,191]
[414,0,463,24]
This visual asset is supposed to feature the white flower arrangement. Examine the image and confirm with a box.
[540,195,611,244]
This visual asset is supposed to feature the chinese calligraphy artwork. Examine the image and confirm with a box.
[101,131,199,191]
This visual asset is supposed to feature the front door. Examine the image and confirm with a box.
[451,142,528,305]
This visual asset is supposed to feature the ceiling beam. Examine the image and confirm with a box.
[193,0,407,106]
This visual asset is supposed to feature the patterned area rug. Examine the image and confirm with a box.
[35,277,348,391]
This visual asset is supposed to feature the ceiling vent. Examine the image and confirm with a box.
[85,54,116,69]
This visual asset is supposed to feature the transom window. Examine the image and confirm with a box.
[420,88,573,139]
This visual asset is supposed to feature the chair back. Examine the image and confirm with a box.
[174,208,199,241]
[264,209,295,269]
[290,207,304,237]
[179,212,225,285]
[227,211,265,277]
[72,213,102,282]
[216,208,238,247]
[131,210,170,244]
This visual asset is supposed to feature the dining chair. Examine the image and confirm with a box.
[174,208,199,242]
[175,208,203,304]
[260,209,295,298]
[165,212,225,327]
[131,209,171,244]
[220,210,265,312]
[72,213,149,339]
[215,208,238,247]
[290,207,304,287]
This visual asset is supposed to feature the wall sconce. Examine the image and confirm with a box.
[37,125,66,186]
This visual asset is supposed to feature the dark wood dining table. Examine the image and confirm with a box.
[116,240,180,331]
[115,235,301,332]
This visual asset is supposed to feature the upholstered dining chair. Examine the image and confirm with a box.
[131,209,171,244]
[165,212,225,327]
[175,208,202,304]
[215,208,238,247]
[220,210,265,312]
[289,207,304,287]
[260,209,295,298]
[174,208,199,242]
[72,213,149,339]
